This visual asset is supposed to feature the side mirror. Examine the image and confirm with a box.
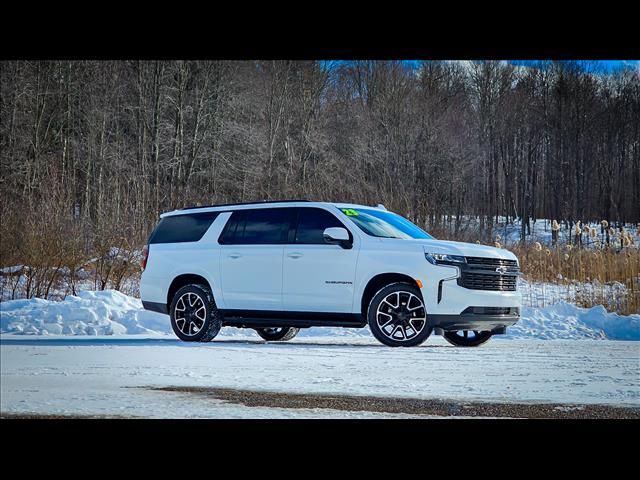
[323,227,352,249]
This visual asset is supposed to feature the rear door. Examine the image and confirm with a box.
[219,208,294,310]
[282,207,359,312]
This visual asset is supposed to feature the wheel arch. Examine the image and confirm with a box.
[360,273,422,317]
[167,273,212,309]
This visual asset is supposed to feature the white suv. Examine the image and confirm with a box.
[140,200,521,347]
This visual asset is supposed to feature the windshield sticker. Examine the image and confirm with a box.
[341,208,359,216]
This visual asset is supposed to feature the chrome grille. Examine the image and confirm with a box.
[464,256,519,272]
[458,257,519,291]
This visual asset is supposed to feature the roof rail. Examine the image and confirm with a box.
[178,199,310,211]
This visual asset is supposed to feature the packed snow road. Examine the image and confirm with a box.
[1,335,638,418]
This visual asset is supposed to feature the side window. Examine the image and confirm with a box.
[294,207,347,244]
[148,212,219,244]
[218,211,242,245]
[219,208,293,245]
[242,208,292,244]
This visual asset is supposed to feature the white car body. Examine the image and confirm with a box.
[141,201,521,340]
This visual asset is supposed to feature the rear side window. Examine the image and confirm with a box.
[294,207,347,244]
[148,212,219,244]
[218,208,293,245]
[218,212,241,245]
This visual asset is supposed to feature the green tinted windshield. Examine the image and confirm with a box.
[338,208,434,240]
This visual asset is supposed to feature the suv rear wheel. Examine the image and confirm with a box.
[169,284,222,342]
[443,330,493,347]
[367,282,432,347]
[255,327,300,342]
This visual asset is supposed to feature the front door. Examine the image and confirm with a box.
[283,207,359,313]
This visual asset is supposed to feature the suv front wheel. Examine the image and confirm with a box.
[169,284,222,342]
[367,283,432,347]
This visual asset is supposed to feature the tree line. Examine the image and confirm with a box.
[1,60,639,266]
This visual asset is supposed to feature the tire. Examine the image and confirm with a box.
[169,284,222,342]
[443,330,493,347]
[367,282,432,347]
[255,327,300,342]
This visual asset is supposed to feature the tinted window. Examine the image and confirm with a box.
[295,208,346,244]
[219,208,293,245]
[218,212,240,244]
[148,212,219,244]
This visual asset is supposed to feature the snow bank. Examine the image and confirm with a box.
[507,303,640,340]
[0,290,169,336]
[1,290,638,340]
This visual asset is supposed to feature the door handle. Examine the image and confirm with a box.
[287,252,303,259]
[228,253,242,259]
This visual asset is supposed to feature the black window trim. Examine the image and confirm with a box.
[291,206,353,246]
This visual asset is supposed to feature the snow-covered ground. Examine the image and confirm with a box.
[2,290,638,418]
[1,335,638,418]
[1,289,638,340]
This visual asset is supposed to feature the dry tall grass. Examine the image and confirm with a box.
[510,243,640,315]
[0,201,141,301]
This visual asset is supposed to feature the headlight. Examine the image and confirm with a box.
[424,253,466,265]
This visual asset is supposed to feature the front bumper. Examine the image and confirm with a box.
[420,263,521,334]
[429,306,520,333]
[421,272,522,314]
[416,262,522,316]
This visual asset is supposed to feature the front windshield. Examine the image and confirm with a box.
[338,207,434,240]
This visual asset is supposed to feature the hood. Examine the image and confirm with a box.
[379,238,519,262]
[421,239,518,261]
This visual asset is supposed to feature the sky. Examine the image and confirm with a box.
[413,60,639,73]
[508,60,639,73]
[325,60,639,74]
